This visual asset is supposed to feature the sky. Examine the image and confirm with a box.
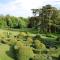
[0,0,60,17]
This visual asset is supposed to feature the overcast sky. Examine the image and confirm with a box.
[0,0,60,17]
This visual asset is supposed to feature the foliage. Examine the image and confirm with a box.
[14,41,34,60]
[26,37,33,46]
[33,54,52,60]
[30,5,60,33]
[0,15,29,29]
[33,40,46,50]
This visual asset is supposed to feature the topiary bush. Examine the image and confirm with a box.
[14,41,34,60]
[33,40,46,50]
[18,46,34,60]
[18,32,27,37]
[26,37,33,46]
[33,54,52,60]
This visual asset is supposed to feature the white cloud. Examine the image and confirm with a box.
[0,0,60,17]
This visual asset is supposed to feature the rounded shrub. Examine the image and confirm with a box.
[33,54,52,60]
[14,41,34,60]
[26,37,33,46]
[34,40,46,50]
[19,32,27,36]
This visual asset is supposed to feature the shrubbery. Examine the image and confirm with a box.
[14,41,34,60]
[0,30,60,60]
[34,40,46,50]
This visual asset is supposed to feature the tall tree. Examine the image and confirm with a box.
[31,5,59,33]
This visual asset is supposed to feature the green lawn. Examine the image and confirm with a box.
[0,44,14,60]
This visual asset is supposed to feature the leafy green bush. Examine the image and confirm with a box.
[14,41,34,60]
[33,54,52,60]
[18,46,34,60]
[26,37,33,46]
[33,40,46,50]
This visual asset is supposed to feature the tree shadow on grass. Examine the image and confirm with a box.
[6,46,17,60]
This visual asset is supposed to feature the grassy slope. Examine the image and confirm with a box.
[0,44,14,60]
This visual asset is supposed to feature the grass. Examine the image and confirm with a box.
[0,44,14,60]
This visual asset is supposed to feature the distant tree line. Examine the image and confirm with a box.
[0,5,60,33]
[0,15,29,29]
